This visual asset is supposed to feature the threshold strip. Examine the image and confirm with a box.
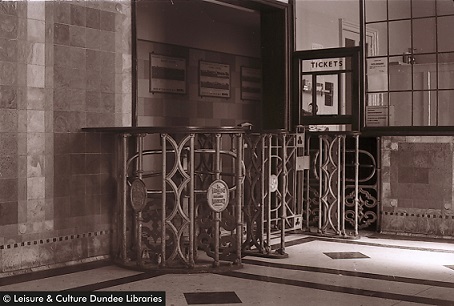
[220,270,454,306]
[242,258,454,289]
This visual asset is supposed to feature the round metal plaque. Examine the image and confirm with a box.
[207,179,229,213]
[130,178,147,212]
[269,174,278,193]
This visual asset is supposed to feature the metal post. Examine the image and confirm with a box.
[214,133,221,267]
[136,134,144,267]
[341,135,346,236]
[121,134,129,263]
[279,133,286,255]
[337,135,341,235]
[161,134,167,267]
[260,134,266,252]
[235,133,243,265]
[189,134,195,267]
[354,134,360,237]
[318,135,323,233]
[305,135,311,231]
[266,134,272,251]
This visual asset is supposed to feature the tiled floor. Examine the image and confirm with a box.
[1,232,454,306]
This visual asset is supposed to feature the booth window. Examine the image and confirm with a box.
[364,0,454,130]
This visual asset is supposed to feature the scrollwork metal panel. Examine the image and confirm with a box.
[115,127,244,272]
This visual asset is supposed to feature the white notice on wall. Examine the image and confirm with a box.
[367,58,388,92]
[366,106,388,126]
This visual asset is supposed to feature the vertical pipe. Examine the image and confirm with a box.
[161,134,167,267]
[121,134,129,262]
[260,134,266,252]
[189,134,195,267]
[279,133,286,254]
[376,136,382,232]
[318,135,323,233]
[305,135,311,231]
[354,134,360,237]
[341,135,346,236]
[214,134,221,267]
[235,133,244,265]
[336,136,341,235]
[136,134,144,267]
[266,134,272,250]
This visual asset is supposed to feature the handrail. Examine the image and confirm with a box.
[81,125,247,134]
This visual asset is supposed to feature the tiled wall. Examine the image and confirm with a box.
[137,40,262,128]
[0,1,131,276]
[381,136,454,237]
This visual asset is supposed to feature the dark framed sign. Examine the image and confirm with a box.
[199,60,230,98]
[149,53,186,94]
[240,66,262,101]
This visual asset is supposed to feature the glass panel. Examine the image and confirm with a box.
[438,16,454,52]
[412,0,436,18]
[294,0,359,51]
[389,20,411,56]
[389,57,412,91]
[367,22,388,56]
[438,53,454,89]
[389,0,411,20]
[413,54,436,90]
[438,90,454,125]
[367,57,388,92]
[389,92,412,126]
[365,0,387,22]
[413,18,436,53]
[437,0,454,15]
[301,74,313,116]
[412,91,437,126]
[313,75,339,115]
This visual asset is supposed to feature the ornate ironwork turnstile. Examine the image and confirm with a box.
[302,132,379,236]
[115,127,245,272]
[242,129,306,257]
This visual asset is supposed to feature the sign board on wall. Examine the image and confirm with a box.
[240,67,262,101]
[149,54,187,94]
[199,61,231,98]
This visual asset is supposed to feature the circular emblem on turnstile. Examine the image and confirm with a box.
[269,174,278,192]
[207,179,229,213]
[130,178,147,212]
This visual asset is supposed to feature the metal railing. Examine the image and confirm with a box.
[242,129,306,257]
[113,126,245,271]
[303,131,360,237]
[82,125,370,271]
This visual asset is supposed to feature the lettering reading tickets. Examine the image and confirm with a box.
[207,179,230,212]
